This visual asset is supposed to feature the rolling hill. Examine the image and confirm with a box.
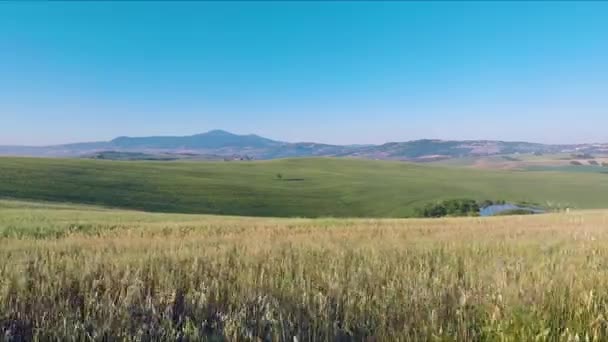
[0,130,359,159]
[2,130,608,161]
[0,157,606,217]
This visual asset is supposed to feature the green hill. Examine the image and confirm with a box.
[0,157,607,217]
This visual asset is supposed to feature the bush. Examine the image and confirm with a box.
[416,199,480,218]
[478,199,506,208]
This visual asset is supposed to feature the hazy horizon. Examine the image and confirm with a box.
[3,128,608,148]
[2,2,607,146]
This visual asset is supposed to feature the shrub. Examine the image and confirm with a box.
[478,199,506,208]
[416,199,480,218]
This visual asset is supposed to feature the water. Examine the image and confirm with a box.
[479,204,545,217]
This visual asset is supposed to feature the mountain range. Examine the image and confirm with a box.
[1,129,607,161]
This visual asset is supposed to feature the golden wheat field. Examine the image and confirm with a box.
[2,200,608,341]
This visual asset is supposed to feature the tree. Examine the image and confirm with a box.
[416,199,480,218]
[276,173,283,180]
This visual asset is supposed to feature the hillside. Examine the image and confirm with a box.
[2,130,608,161]
[0,157,607,217]
[108,129,279,150]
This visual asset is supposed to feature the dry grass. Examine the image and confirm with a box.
[2,201,608,340]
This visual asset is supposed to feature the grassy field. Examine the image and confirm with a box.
[1,157,608,217]
[2,199,608,340]
[432,153,608,173]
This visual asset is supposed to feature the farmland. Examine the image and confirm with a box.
[431,153,608,173]
[2,200,608,340]
[1,157,608,217]
[2,157,608,340]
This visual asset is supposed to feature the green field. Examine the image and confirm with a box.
[3,199,608,340]
[523,164,608,173]
[0,157,607,217]
[431,153,608,173]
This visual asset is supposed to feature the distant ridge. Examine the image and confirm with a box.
[109,129,281,150]
[1,130,607,161]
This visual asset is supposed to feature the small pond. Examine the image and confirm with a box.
[479,204,546,217]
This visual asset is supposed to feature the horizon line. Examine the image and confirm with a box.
[1,129,606,148]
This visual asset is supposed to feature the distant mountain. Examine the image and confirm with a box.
[0,130,285,158]
[108,129,280,150]
[1,130,607,161]
[347,140,564,161]
[81,151,240,161]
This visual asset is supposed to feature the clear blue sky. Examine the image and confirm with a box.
[1,2,607,146]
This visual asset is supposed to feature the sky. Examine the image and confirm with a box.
[1,2,607,146]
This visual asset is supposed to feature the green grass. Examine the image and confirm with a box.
[430,153,602,170]
[523,164,608,173]
[1,157,607,217]
[4,200,608,340]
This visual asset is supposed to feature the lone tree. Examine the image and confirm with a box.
[276,173,283,180]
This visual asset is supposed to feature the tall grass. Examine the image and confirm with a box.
[2,201,608,340]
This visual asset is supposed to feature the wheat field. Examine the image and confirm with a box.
[2,200,608,341]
